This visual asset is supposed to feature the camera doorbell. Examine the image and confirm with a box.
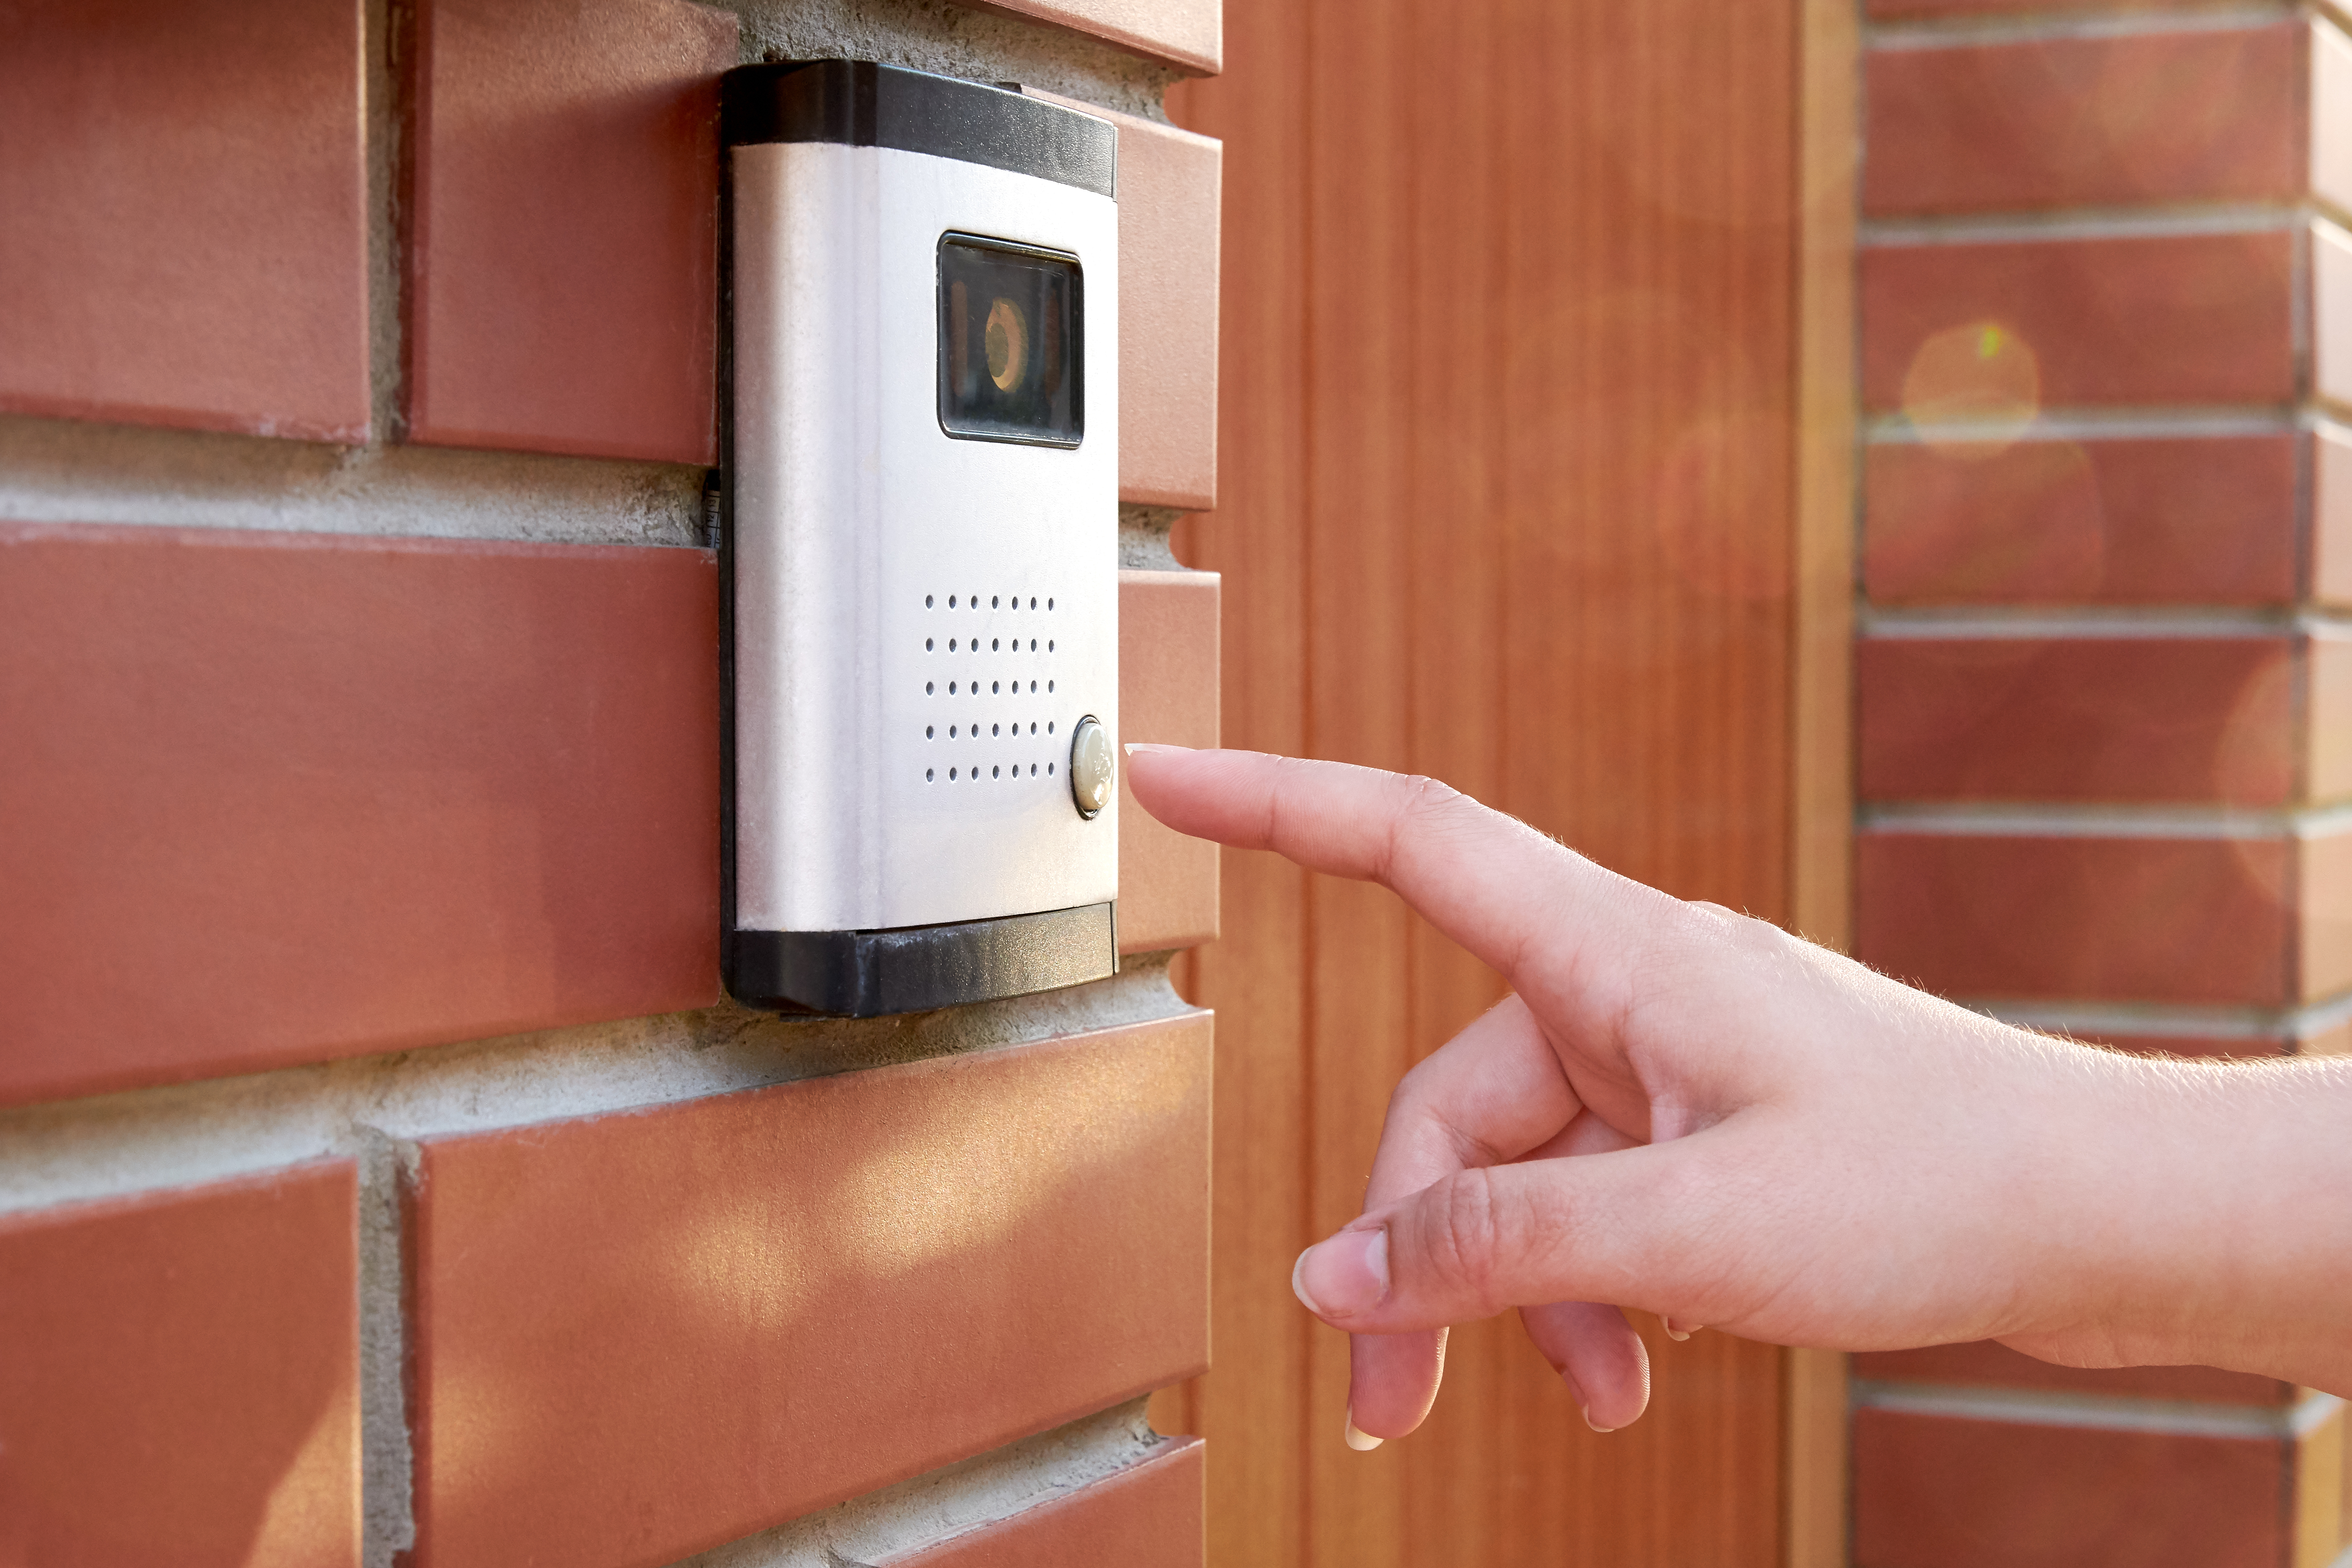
[720,60,1121,1016]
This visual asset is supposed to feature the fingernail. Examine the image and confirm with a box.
[1663,1316,1700,1342]
[1345,1408,1384,1451]
[1123,742,1190,756]
[1583,1409,1616,1435]
[1292,1229,1389,1319]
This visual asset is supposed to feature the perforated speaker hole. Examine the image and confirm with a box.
[916,587,1065,786]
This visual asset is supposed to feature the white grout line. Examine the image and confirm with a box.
[1857,605,2314,639]
[354,1131,416,1568]
[1865,4,2296,52]
[1852,1380,2341,1440]
[0,964,1193,1220]
[1971,988,2352,1043]
[1860,607,2352,639]
[0,414,708,549]
[1857,800,2352,839]
[1861,203,2301,248]
[677,1402,1175,1568]
[361,0,404,447]
[1864,406,2301,444]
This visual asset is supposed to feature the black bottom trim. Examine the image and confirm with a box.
[727,902,1118,1016]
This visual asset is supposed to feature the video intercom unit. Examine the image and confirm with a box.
[720,60,1121,1017]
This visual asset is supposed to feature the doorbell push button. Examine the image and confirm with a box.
[1070,717,1114,818]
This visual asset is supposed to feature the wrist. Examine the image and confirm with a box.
[2038,1052,2352,1392]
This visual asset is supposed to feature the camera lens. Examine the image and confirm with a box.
[937,236,1082,447]
[985,298,1028,392]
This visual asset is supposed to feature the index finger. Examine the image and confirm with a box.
[1123,745,1681,998]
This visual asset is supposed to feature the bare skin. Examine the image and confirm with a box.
[1122,744,2352,1443]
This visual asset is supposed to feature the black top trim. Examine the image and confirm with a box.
[722,60,1116,199]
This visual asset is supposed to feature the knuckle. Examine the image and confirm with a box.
[1423,1168,1509,1316]
[1397,772,1465,818]
[1381,773,1474,883]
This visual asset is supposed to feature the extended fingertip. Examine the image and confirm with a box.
[1345,1409,1384,1451]
[1292,1229,1389,1321]
[1290,1249,1319,1314]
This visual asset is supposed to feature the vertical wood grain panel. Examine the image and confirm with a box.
[1795,0,1860,956]
[1395,0,1515,1563]
[1300,0,1415,1562]
[1164,0,1314,1558]
[1790,0,1859,1561]
[1170,0,1801,1558]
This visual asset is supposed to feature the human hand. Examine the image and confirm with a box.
[1122,746,2352,1443]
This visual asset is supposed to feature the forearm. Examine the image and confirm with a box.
[2035,1051,2352,1394]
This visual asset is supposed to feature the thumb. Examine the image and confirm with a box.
[1291,1143,1714,1333]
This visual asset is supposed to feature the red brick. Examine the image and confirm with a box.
[1863,435,2298,605]
[1119,572,1220,953]
[0,523,719,1108]
[1031,96,1221,509]
[1868,0,2255,14]
[976,0,1219,74]
[2311,632,2352,802]
[2314,425,2352,608]
[2317,220,2352,415]
[1860,232,2297,412]
[1854,832,2292,1005]
[2301,826,2352,998]
[2317,22,2352,216]
[1857,637,2295,806]
[0,0,368,442]
[409,0,735,463]
[1855,1341,2293,1404]
[884,1440,1203,1567]
[1853,1408,2286,1568]
[0,1163,359,1568]
[2304,1404,2346,1560]
[409,1016,1212,1568]
[1864,27,2306,217]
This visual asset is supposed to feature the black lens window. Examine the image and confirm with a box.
[938,235,1082,447]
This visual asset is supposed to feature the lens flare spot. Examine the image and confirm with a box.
[1902,320,2041,454]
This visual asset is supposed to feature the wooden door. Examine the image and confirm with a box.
[1159,0,1856,1563]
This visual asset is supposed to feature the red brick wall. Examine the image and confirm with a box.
[0,3,1222,1564]
[1852,4,2352,1563]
